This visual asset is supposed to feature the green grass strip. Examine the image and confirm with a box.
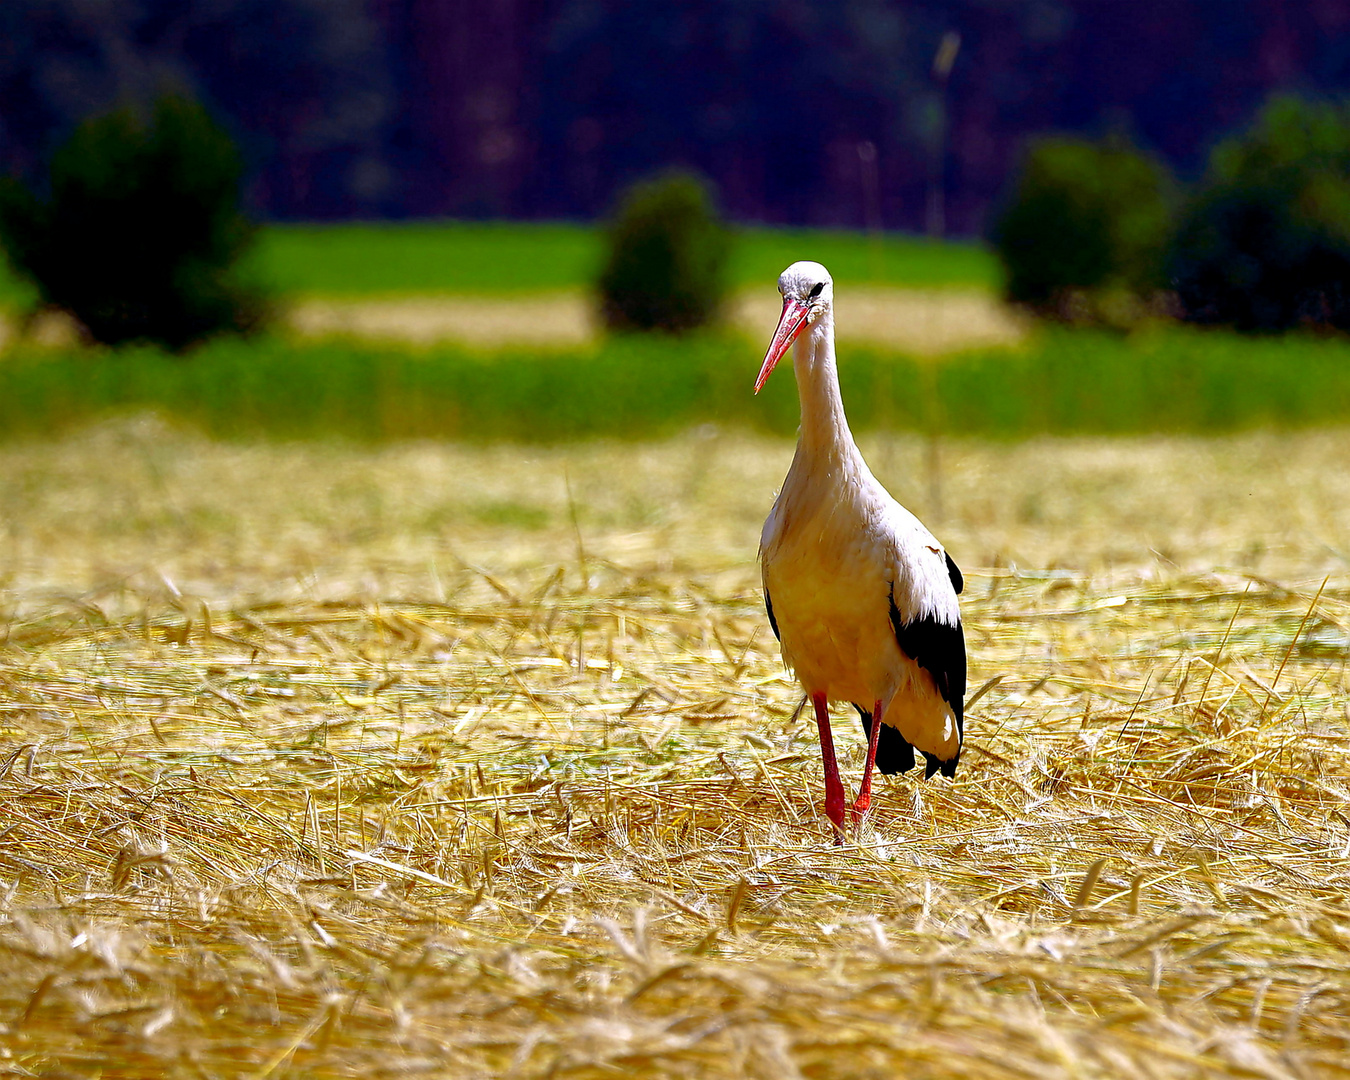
[1,325,1347,443]
[246,221,1001,297]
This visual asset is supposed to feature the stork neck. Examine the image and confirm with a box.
[792,317,853,455]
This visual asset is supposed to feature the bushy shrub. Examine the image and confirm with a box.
[990,136,1173,315]
[597,171,730,333]
[1168,96,1350,333]
[0,95,265,351]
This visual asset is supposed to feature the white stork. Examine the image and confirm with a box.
[756,261,966,841]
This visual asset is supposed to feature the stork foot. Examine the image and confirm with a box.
[825,799,847,846]
[848,698,884,841]
[846,795,872,842]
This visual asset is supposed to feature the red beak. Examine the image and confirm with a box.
[754,298,811,394]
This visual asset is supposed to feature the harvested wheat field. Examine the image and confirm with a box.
[286,285,1027,354]
[3,286,1025,356]
[2,418,1350,1078]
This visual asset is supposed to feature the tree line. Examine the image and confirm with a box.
[5,0,1350,231]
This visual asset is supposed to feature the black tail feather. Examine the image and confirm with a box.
[855,705,959,779]
[854,705,916,775]
[923,750,960,779]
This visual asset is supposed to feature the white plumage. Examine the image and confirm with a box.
[756,261,966,840]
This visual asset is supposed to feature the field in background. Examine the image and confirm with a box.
[0,219,1017,354]
[287,284,1026,353]
[5,220,1346,443]
[2,422,1349,1075]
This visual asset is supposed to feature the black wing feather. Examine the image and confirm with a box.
[888,584,966,777]
[945,552,964,595]
[764,587,781,641]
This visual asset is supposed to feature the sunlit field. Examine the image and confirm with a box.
[3,419,1350,1076]
[3,219,1350,1075]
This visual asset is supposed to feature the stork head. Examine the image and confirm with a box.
[754,261,833,393]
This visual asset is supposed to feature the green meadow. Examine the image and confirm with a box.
[246,220,1001,296]
[0,218,1002,303]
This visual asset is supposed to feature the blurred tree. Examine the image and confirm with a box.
[597,171,730,333]
[0,95,265,350]
[0,0,390,218]
[989,135,1173,316]
[1168,95,1350,332]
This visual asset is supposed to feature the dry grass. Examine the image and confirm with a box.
[2,419,1350,1077]
[284,286,1027,354]
[2,285,1025,356]
[285,293,599,350]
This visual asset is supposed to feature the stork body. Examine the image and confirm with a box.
[756,262,966,839]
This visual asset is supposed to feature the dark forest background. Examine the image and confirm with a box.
[4,0,1350,234]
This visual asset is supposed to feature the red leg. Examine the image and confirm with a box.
[811,692,846,842]
[851,697,885,826]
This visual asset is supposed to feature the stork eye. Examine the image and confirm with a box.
[808,282,824,299]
